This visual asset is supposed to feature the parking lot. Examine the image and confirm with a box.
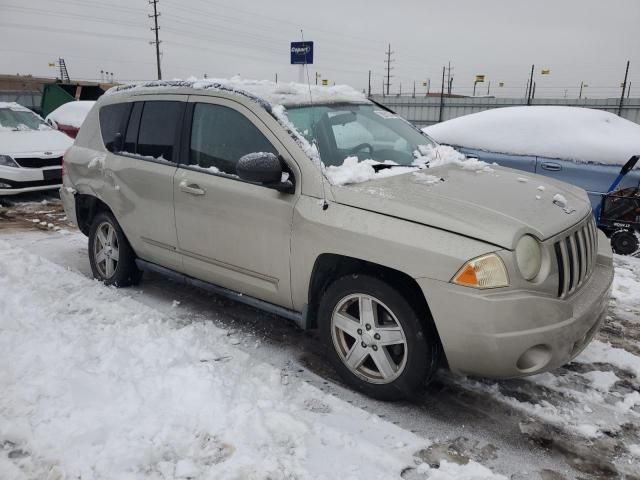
[2,192,639,479]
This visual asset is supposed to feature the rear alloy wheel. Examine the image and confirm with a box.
[319,275,440,400]
[88,212,142,287]
[611,229,639,256]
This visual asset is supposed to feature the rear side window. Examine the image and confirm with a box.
[189,103,276,175]
[136,101,183,161]
[99,103,132,152]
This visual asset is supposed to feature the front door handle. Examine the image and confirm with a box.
[179,181,205,196]
[540,161,562,172]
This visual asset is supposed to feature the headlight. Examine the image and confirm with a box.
[452,253,509,289]
[0,155,19,167]
[515,235,542,280]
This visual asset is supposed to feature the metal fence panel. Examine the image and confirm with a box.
[371,95,640,126]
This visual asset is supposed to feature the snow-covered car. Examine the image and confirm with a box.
[45,100,96,139]
[423,106,640,210]
[0,102,73,195]
[60,79,614,400]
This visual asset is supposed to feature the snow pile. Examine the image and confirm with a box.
[423,106,640,165]
[0,240,504,480]
[108,77,366,107]
[45,100,95,128]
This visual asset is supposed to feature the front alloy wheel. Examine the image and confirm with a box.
[319,274,440,400]
[331,294,408,384]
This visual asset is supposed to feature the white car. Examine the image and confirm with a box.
[0,102,73,195]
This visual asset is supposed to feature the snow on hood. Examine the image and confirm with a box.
[0,129,73,155]
[107,76,366,107]
[45,100,95,128]
[423,106,640,166]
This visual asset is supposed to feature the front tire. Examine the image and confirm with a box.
[88,212,142,287]
[318,274,440,401]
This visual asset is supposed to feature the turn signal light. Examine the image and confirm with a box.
[452,253,509,289]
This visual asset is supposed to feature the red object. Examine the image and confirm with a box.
[57,124,79,139]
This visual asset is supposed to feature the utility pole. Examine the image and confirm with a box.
[579,81,584,99]
[526,64,534,105]
[275,73,278,83]
[628,82,632,98]
[412,80,416,98]
[487,81,491,95]
[438,66,445,123]
[368,70,371,97]
[448,76,453,95]
[531,81,536,100]
[384,44,394,96]
[149,0,162,80]
[445,62,454,94]
[618,60,630,116]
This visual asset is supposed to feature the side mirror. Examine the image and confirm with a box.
[620,155,639,176]
[236,152,294,193]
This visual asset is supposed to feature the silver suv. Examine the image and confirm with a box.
[60,80,614,400]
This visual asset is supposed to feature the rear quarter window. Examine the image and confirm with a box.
[99,103,132,152]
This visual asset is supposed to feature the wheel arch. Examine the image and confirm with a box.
[307,254,444,360]
[75,194,114,236]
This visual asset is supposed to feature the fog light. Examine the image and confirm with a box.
[516,344,552,372]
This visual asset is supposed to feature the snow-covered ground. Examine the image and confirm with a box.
[0,208,502,479]
[1,197,640,479]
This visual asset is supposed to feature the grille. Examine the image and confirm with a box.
[14,156,62,168]
[554,215,598,298]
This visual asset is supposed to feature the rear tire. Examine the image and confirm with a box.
[611,229,638,255]
[88,212,142,287]
[318,274,440,401]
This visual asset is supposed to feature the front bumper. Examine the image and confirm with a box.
[417,230,614,378]
[0,166,62,196]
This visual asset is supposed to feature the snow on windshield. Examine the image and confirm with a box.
[423,106,640,165]
[45,100,95,128]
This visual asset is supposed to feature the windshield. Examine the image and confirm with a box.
[284,103,436,167]
[0,107,49,131]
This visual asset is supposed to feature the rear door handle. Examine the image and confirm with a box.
[179,180,205,196]
[540,161,562,172]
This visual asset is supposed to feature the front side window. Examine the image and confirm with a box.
[284,103,436,167]
[189,103,277,175]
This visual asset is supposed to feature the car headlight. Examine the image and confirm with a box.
[515,235,542,280]
[0,155,19,167]
[452,253,509,289]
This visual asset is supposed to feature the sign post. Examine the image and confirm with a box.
[291,41,314,83]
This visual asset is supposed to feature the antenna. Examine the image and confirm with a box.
[300,28,329,211]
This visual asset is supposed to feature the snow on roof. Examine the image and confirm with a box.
[45,100,95,128]
[423,106,640,165]
[107,77,367,107]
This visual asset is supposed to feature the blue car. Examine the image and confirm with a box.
[423,106,640,211]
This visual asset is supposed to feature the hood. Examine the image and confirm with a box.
[330,164,592,249]
[0,129,73,156]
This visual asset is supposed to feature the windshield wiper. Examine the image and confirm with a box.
[371,163,409,172]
